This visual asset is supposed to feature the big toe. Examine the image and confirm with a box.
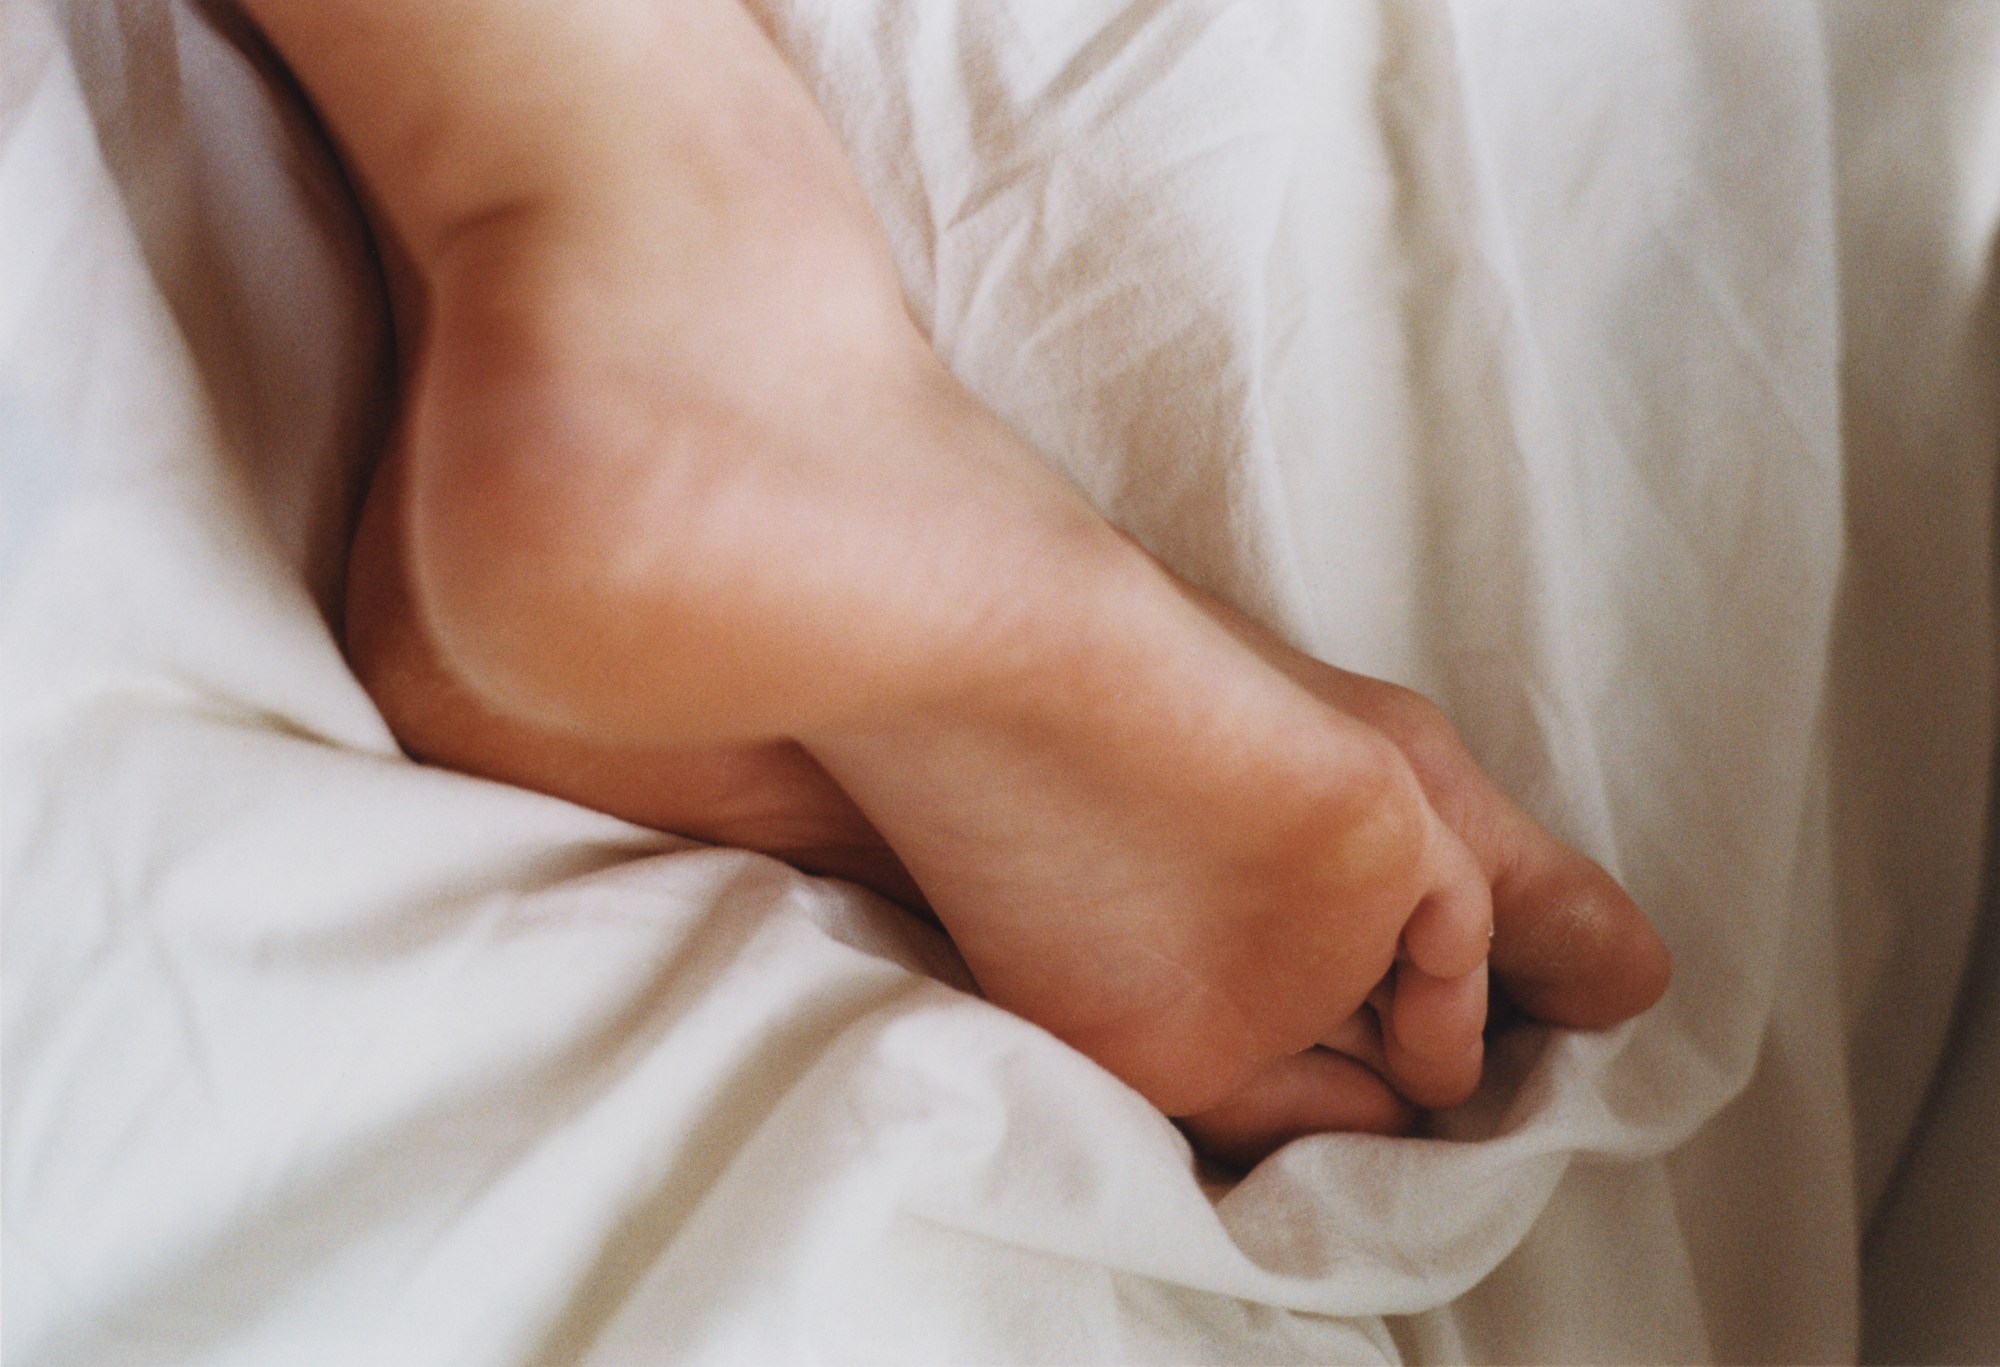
[1490,840,1670,1029]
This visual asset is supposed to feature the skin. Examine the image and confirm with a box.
[243,0,1670,1165]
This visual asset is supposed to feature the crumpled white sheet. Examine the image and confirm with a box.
[4,0,1997,1362]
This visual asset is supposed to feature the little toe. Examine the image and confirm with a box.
[1318,1005,1389,1077]
[1179,1047,1416,1171]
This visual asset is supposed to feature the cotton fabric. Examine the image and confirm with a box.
[5,2,1997,1362]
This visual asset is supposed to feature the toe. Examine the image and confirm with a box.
[1179,1047,1416,1171]
[1383,963,1487,1108]
[1270,654,1670,1033]
[1318,1006,1388,1076]
[1390,962,1488,1060]
[1489,843,1671,1029]
[1363,689,1671,1032]
[1402,826,1493,980]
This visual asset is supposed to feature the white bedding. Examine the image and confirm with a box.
[5,1,1998,1362]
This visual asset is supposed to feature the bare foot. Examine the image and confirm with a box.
[251,0,1667,1162]
[351,279,1496,1123]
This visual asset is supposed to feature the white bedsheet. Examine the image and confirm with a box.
[5,1,1997,1362]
